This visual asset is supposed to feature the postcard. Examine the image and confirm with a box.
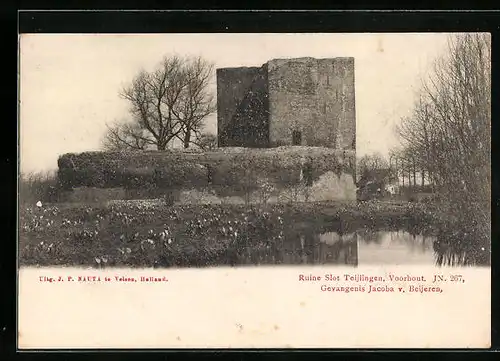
[18,33,491,348]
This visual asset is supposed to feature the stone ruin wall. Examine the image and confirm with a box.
[176,149,356,205]
[64,148,357,205]
[216,66,269,147]
[212,57,357,204]
[216,57,356,151]
[267,57,356,150]
[176,173,356,205]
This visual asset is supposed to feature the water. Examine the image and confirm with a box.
[357,230,435,265]
[223,227,490,267]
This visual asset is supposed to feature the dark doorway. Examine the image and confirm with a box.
[292,130,302,146]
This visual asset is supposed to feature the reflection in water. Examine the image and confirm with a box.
[223,225,489,267]
[358,230,435,265]
[231,231,358,266]
[433,229,490,267]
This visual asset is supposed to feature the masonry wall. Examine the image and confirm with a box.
[63,171,357,206]
[267,57,356,150]
[176,173,356,205]
[217,66,269,147]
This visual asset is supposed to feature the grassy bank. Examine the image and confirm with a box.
[19,200,452,268]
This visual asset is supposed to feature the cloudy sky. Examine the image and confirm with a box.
[19,33,450,174]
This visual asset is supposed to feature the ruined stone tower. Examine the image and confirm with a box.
[217,57,356,150]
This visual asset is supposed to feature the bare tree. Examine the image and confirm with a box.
[357,152,389,181]
[172,57,216,148]
[397,33,491,233]
[102,120,149,151]
[102,55,215,151]
[394,146,421,189]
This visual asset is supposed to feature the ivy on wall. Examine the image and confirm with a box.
[58,148,356,193]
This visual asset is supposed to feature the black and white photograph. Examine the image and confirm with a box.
[19,33,490,269]
[18,32,491,348]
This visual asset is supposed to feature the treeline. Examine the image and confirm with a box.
[396,33,491,239]
[19,171,61,204]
